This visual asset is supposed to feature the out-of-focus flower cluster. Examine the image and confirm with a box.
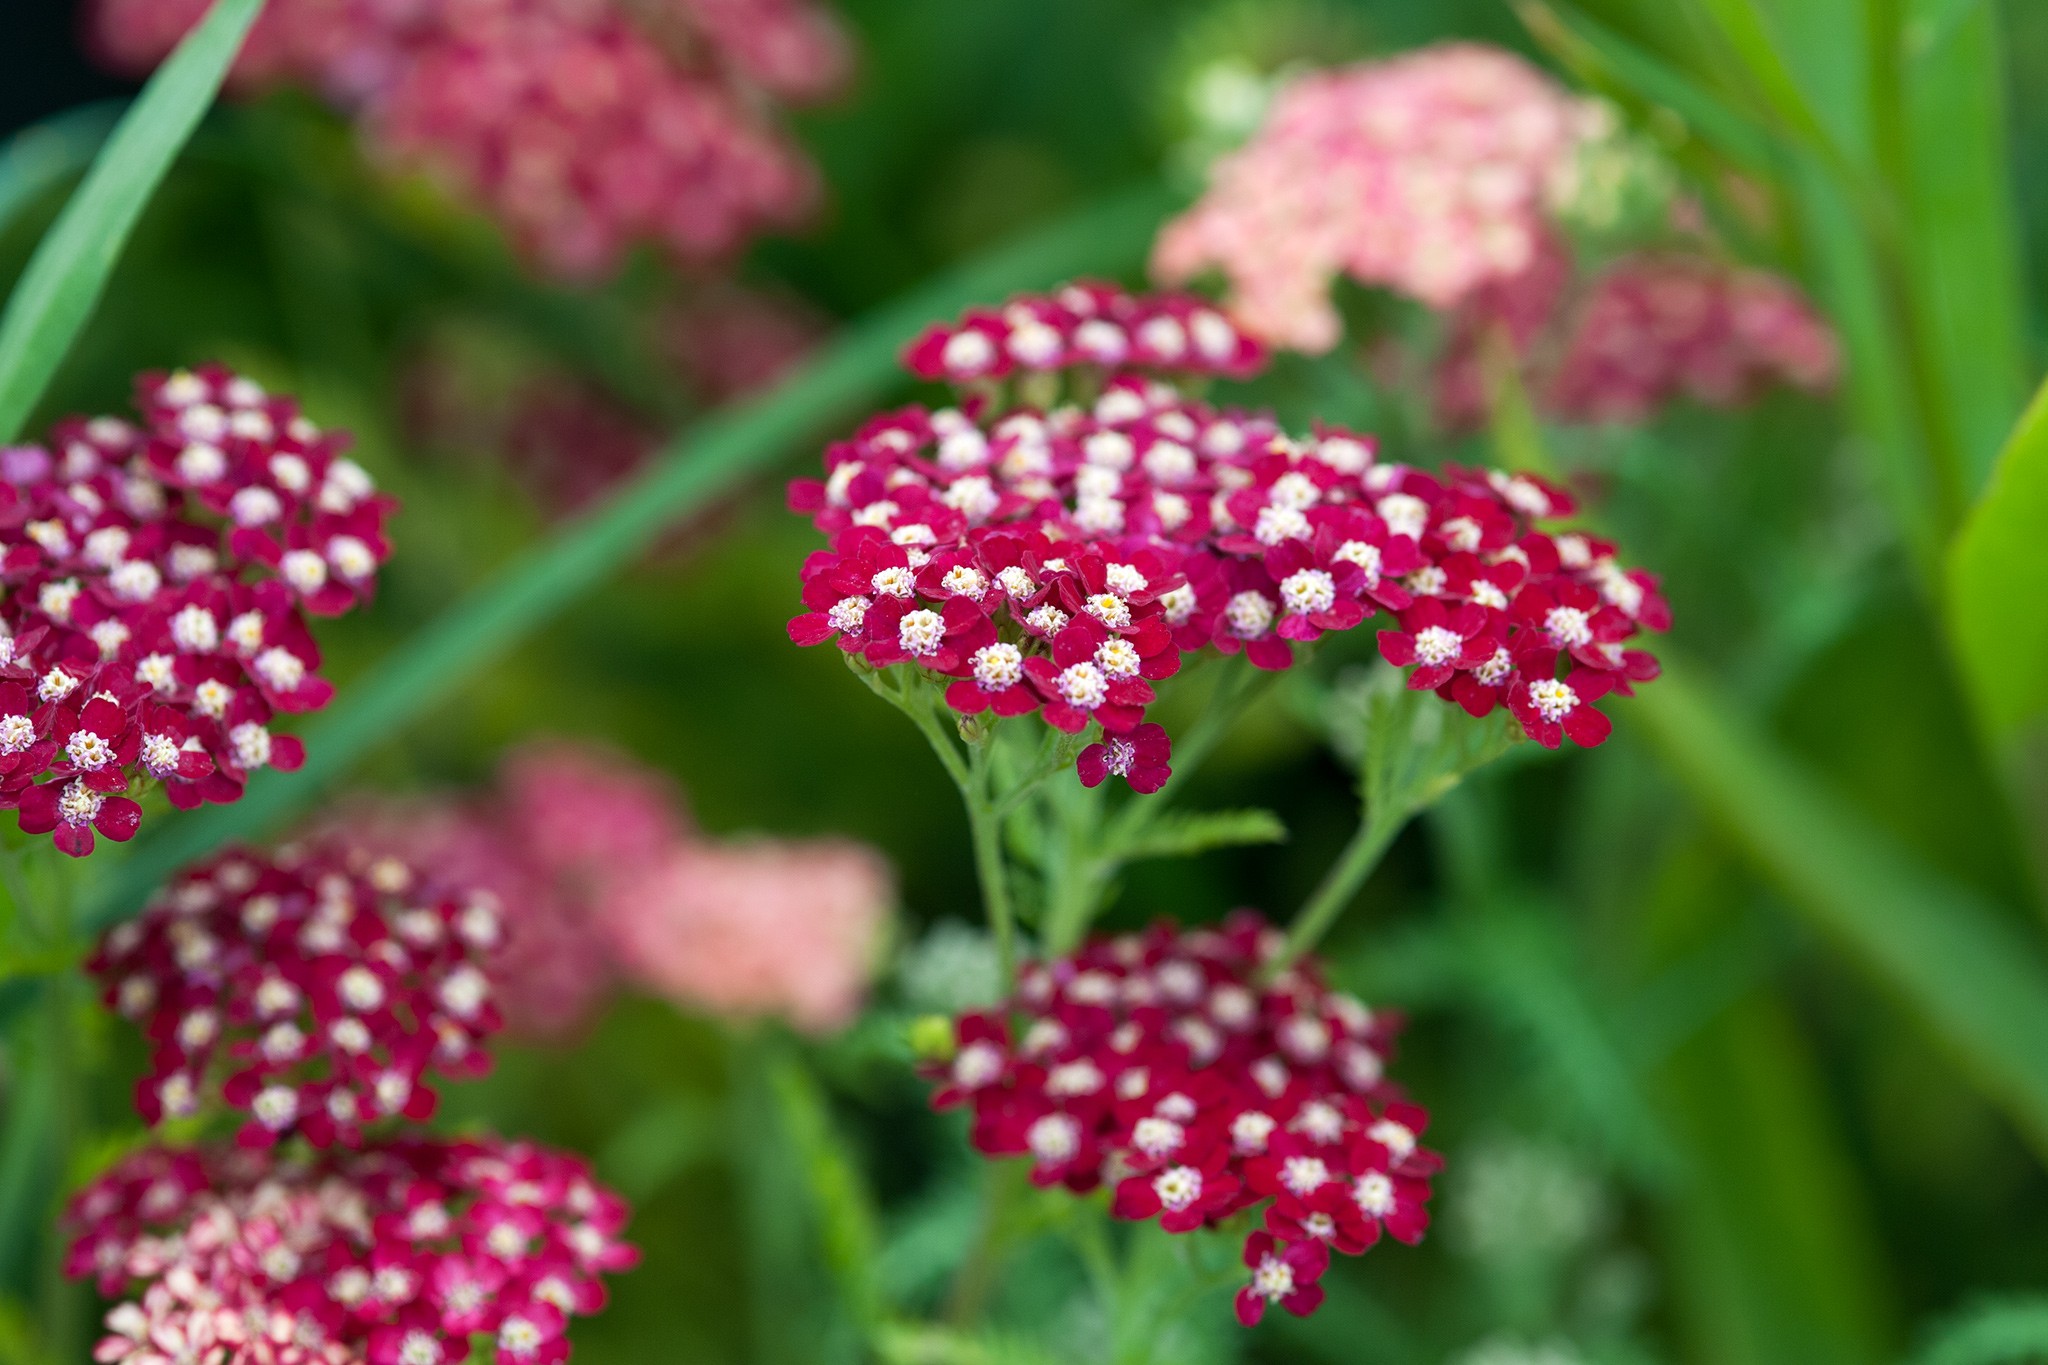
[88,0,849,279]
[0,365,390,856]
[1155,43,1838,427]
[345,739,894,1038]
[87,838,503,1149]
[923,912,1439,1327]
[786,283,1670,792]
[1155,44,1599,351]
[65,1137,636,1365]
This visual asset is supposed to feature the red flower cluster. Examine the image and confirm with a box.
[88,0,847,279]
[0,365,390,855]
[86,840,503,1149]
[787,284,1669,791]
[923,913,1439,1327]
[64,1137,636,1365]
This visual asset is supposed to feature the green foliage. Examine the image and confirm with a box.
[1907,1299,2048,1365]
[1949,378,2048,745]
[1631,660,2048,1156]
[0,0,264,442]
[1114,808,1287,861]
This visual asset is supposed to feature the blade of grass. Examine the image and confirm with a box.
[0,0,264,441]
[1948,376,2048,744]
[1630,657,2048,1159]
[1517,1,1783,174]
[1905,1298,2048,1365]
[76,184,1174,928]
[1896,0,2027,498]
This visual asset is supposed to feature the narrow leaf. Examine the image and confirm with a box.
[77,184,1171,927]
[770,1054,885,1329]
[1522,1,1783,173]
[1117,808,1287,861]
[1630,657,2048,1157]
[1898,0,2026,498]
[0,0,264,441]
[1948,371,2048,746]
[1906,1298,2048,1365]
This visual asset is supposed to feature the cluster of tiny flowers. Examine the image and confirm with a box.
[924,913,1439,1327]
[88,0,847,278]
[0,365,390,856]
[63,1137,637,1365]
[1155,44,1840,429]
[787,284,1669,790]
[337,740,695,1039]
[599,834,894,1035]
[1154,44,1602,351]
[1526,253,1840,424]
[86,840,504,1149]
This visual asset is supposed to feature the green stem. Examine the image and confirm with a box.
[865,668,1017,986]
[964,744,1018,988]
[1276,808,1403,969]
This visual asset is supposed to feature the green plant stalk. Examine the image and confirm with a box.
[1276,806,1404,970]
[78,183,1174,930]
[1039,664,1274,955]
[860,667,1018,987]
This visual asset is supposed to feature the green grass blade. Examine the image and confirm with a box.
[1906,1298,2048,1365]
[0,103,121,238]
[1948,376,2048,743]
[1518,1,1783,173]
[1631,657,2048,1158]
[1898,0,2028,499]
[76,184,1173,928]
[0,0,264,442]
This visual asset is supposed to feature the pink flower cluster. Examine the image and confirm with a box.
[88,0,848,278]
[1154,44,1840,428]
[86,839,503,1149]
[65,1137,636,1365]
[0,365,390,856]
[1526,253,1840,424]
[600,835,894,1035]
[925,913,1438,1327]
[787,284,1670,791]
[1154,44,1601,351]
[344,739,894,1037]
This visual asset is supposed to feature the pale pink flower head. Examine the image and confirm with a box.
[602,837,894,1034]
[1155,43,1604,351]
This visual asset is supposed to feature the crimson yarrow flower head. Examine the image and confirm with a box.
[918,911,1440,1327]
[0,364,392,855]
[788,286,1670,789]
[87,837,503,1149]
[64,1136,635,1365]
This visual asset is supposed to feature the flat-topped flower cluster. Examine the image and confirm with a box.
[88,840,504,1150]
[65,1137,636,1365]
[924,913,1439,1327]
[0,365,391,854]
[787,284,1669,790]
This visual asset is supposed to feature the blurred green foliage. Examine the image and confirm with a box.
[2,1,2048,1363]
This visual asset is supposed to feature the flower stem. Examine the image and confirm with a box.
[1275,807,1402,970]
[964,743,1018,988]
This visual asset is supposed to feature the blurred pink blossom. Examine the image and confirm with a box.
[1155,43,1603,351]
[87,0,848,279]
[601,838,894,1035]
[344,739,891,1038]
[1434,252,1841,427]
